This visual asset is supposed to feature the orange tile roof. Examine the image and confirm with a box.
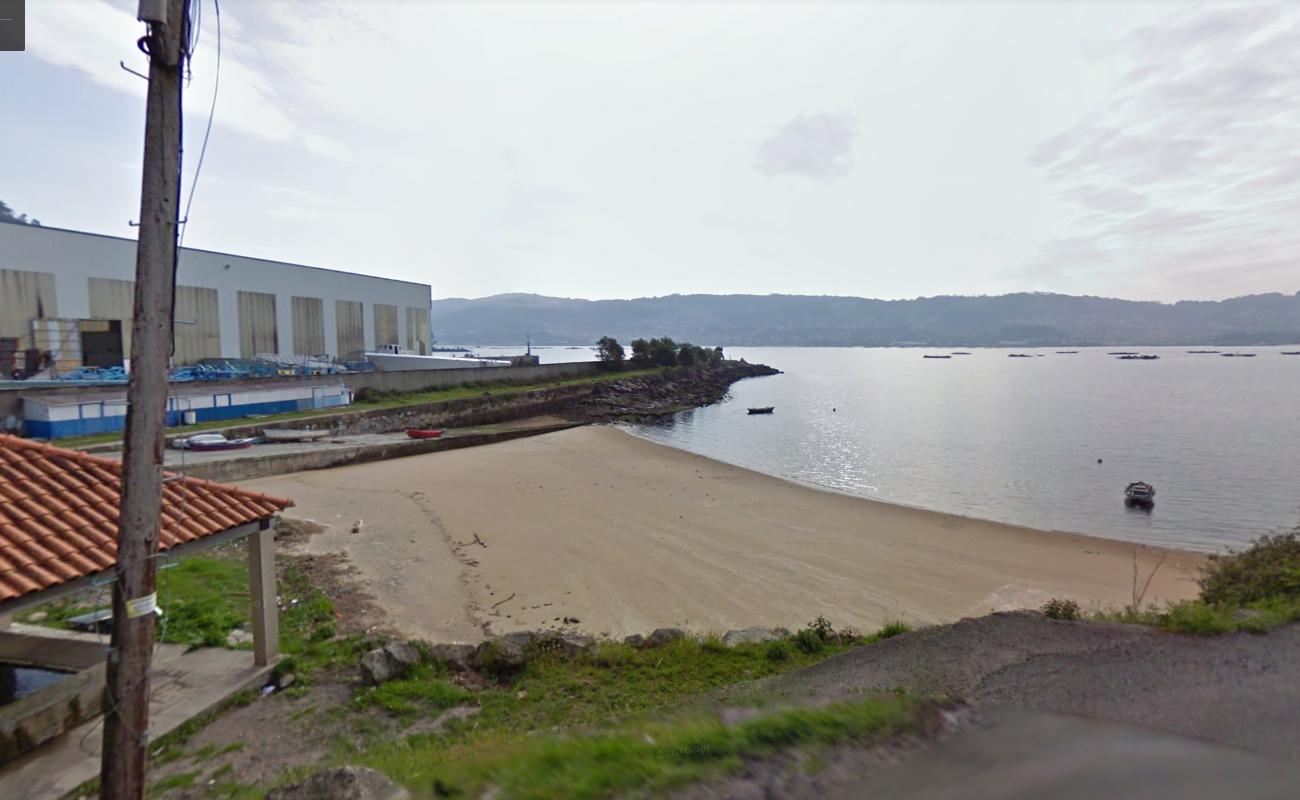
[0,435,293,604]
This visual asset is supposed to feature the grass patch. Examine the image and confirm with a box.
[352,628,874,792]
[374,694,930,800]
[148,769,202,797]
[355,665,474,716]
[1102,526,1300,636]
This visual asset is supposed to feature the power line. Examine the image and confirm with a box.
[179,0,220,248]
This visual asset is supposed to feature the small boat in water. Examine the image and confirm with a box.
[1280,351,1300,356]
[406,428,445,439]
[1108,351,1138,356]
[1124,481,1156,507]
[922,354,951,359]
[1187,350,1220,354]
[950,351,972,356]
[747,407,775,415]
[1056,351,1079,354]
[1008,353,1034,358]
[1221,352,1257,357]
[1117,354,1160,360]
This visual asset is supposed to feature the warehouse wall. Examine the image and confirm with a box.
[405,306,430,354]
[237,290,278,357]
[335,300,364,359]
[0,268,58,343]
[175,285,221,363]
[87,277,134,358]
[0,224,432,362]
[292,296,326,355]
[373,303,398,347]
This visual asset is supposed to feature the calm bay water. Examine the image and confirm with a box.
[627,346,1300,552]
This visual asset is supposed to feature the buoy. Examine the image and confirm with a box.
[1097,458,1103,464]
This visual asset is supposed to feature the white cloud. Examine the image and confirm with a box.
[754,114,859,180]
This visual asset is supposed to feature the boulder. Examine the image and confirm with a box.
[643,627,685,648]
[430,643,476,672]
[557,634,596,657]
[359,641,424,685]
[622,633,645,647]
[722,628,779,648]
[268,766,408,800]
[473,637,528,673]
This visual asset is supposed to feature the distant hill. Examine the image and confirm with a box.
[430,291,1300,347]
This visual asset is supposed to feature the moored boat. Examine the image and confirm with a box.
[262,428,330,442]
[406,428,445,439]
[922,354,951,359]
[1221,352,1257,357]
[1124,481,1156,506]
[1117,354,1159,360]
[747,407,775,415]
[178,433,257,452]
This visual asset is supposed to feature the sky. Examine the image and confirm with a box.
[3,1,1299,302]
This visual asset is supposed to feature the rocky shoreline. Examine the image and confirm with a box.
[569,360,781,422]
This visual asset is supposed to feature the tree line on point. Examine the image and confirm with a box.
[596,336,724,370]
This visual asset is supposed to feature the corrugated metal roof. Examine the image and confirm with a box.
[0,434,292,603]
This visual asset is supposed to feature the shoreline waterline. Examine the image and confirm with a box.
[247,425,1206,642]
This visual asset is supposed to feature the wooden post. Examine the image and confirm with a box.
[248,523,279,666]
[101,2,186,798]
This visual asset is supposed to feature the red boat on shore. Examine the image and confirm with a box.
[406,429,445,439]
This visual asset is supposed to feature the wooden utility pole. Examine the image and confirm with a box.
[101,1,186,797]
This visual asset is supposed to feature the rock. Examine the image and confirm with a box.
[643,627,685,648]
[267,766,408,800]
[430,643,476,672]
[27,611,47,623]
[226,629,253,647]
[622,633,645,647]
[473,637,527,673]
[557,634,596,657]
[385,641,423,671]
[277,672,296,690]
[499,631,539,649]
[562,616,581,624]
[359,641,424,685]
[722,628,779,648]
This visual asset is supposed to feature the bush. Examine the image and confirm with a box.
[1200,530,1300,606]
[809,616,834,641]
[765,640,790,662]
[792,628,824,655]
[874,621,911,640]
[1040,598,1081,621]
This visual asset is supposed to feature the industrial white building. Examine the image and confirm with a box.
[0,223,432,368]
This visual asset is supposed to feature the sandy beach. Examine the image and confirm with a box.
[246,425,1206,642]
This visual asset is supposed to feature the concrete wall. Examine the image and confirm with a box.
[0,224,432,363]
[0,360,603,424]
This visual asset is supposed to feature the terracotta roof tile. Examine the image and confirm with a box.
[0,435,293,604]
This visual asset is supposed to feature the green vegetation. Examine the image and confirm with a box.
[390,694,930,800]
[1101,528,1300,636]
[628,337,724,368]
[595,335,624,368]
[354,622,925,798]
[1041,598,1081,621]
[355,665,473,716]
[53,366,671,449]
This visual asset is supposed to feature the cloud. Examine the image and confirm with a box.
[754,114,858,179]
[1027,5,1300,297]
[25,0,349,158]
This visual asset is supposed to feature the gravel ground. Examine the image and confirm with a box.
[691,612,1300,798]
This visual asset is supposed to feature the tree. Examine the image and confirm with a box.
[629,338,651,367]
[0,200,41,226]
[649,337,678,367]
[595,335,624,369]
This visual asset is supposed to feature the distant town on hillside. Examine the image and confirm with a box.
[430,291,1300,348]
